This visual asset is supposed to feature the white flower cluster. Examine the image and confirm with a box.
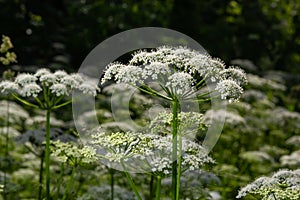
[280,150,300,167]
[215,80,243,103]
[91,130,213,176]
[0,80,20,94]
[237,169,300,199]
[102,46,246,102]
[51,140,98,165]
[149,111,206,136]
[0,68,100,98]
[203,109,245,127]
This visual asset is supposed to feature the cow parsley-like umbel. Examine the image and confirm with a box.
[237,169,300,199]
[0,68,100,107]
[101,46,247,200]
[0,68,100,199]
[102,46,246,103]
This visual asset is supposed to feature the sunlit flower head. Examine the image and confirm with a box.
[50,83,69,96]
[102,46,246,103]
[215,79,243,103]
[20,83,42,97]
[0,80,19,94]
[15,74,37,86]
[40,73,56,86]
[34,68,51,77]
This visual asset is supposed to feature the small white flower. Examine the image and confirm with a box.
[34,68,51,77]
[166,72,195,96]
[0,80,19,94]
[54,70,68,81]
[215,79,243,103]
[40,73,57,86]
[144,62,170,80]
[78,82,99,96]
[15,73,37,86]
[102,62,125,84]
[50,83,69,96]
[70,73,84,85]
[220,67,248,86]
[20,83,42,97]
[61,75,79,89]
[115,65,144,85]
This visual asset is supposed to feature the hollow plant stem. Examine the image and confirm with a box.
[176,135,182,200]
[38,153,44,200]
[62,166,76,200]
[155,176,161,200]
[110,168,114,200]
[56,163,64,199]
[150,175,154,199]
[45,109,51,199]
[121,161,142,200]
[171,100,179,200]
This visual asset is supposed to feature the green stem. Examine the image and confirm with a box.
[45,109,51,199]
[171,100,179,200]
[12,94,39,108]
[52,100,72,110]
[150,175,154,200]
[155,176,161,200]
[176,135,182,200]
[62,166,76,200]
[56,163,64,199]
[110,169,114,200]
[121,161,142,200]
[38,152,44,200]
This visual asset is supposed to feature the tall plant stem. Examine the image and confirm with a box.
[110,168,114,200]
[155,176,161,200]
[45,109,51,199]
[171,100,179,200]
[38,153,44,200]
[56,163,64,199]
[176,135,182,200]
[62,166,76,200]
[150,175,154,199]
[121,161,142,200]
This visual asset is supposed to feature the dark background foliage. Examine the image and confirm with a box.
[1,0,299,73]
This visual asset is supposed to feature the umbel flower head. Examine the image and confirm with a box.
[0,68,100,109]
[90,130,213,175]
[237,169,300,199]
[102,46,247,102]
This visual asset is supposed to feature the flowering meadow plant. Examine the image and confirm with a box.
[0,68,99,199]
[102,46,247,103]
[237,169,300,200]
[101,46,247,200]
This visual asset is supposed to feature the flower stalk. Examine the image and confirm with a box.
[155,176,161,200]
[121,161,142,200]
[171,99,179,200]
[45,109,51,199]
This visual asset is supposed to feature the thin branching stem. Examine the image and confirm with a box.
[45,109,51,199]
[171,99,179,200]
[121,161,142,200]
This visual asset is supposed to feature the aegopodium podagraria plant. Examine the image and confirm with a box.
[102,46,247,200]
[237,169,300,200]
[0,68,99,199]
[91,129,213,200]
